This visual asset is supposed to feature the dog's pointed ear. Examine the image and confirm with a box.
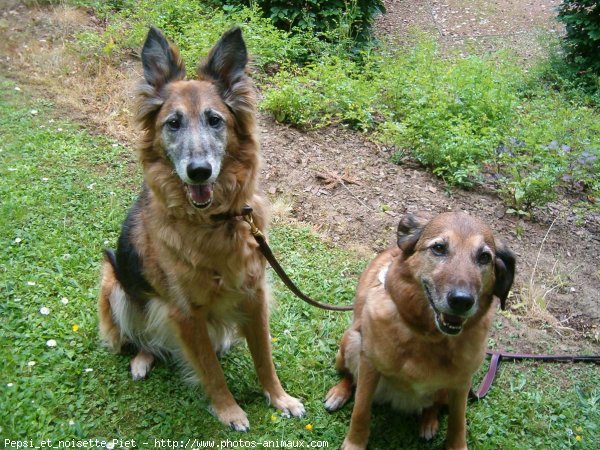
[141,27,186,88]
[397,214,429,256]
[198,27,247,87]
[494,242,516,310]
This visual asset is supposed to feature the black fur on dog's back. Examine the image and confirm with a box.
[105,187,156,303]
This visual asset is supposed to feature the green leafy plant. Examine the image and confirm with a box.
[262,56,377,130]
[558,0,600,74]
[223,0,384,44]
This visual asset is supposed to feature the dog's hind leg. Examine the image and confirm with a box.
[325,327,359,411]
[325,373,353,412]
[419,390,447,440]
[130,349,155,380]
[98,256,125,352]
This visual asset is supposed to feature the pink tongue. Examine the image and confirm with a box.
[188,184,213,204]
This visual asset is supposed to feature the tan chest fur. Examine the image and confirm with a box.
[358,259,493,411]
[136,193,268,315]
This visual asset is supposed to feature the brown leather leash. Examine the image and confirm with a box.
[470,351,600,401]
[241,206,354,312]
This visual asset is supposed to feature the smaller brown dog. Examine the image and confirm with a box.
[325,212,515,450]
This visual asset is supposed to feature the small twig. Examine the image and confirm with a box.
[339,181,396,217]
[529,217,558,288]
[339,180,375,212]
[556,315,576,325]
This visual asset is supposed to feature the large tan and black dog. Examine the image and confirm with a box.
[325,212,515,449]
[97,27,304,431]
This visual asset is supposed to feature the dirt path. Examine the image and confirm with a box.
[376,0,562,60]
[1,1,598,355]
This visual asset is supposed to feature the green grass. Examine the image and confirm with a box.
[1,79,599,448]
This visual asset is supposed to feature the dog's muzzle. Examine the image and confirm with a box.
[423,281,472,336]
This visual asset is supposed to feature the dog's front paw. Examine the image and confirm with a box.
[269,392,305,418]
[211,403,250,432]
[340,437,367,450]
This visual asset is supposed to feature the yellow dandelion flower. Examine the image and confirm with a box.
[271,415,277,422]
[271,337,278,343]
[305,424,313,431]
[576,435,582,442]
[72,324,79,332]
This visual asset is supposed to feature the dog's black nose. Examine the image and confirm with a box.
[447,289,475,314]
[186,161,212,183]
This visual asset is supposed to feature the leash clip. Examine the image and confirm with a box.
[243,211,264,239]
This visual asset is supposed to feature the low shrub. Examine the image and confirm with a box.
[262,56,377,130]
[73,0,321,72]
[558,0,600,74]
[377,42,520,186]
[221,0,385,45]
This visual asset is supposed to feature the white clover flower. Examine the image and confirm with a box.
[46,339,57,347]
[39,307,50,315]
[14,237,22,243]
[61,297,69,305]
[27,281,36,286]
[27,361,36,367]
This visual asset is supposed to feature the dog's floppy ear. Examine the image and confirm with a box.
[198,27,247,88]
[397,214,429,256]
[494,242,516,310]
[141,27,186,88]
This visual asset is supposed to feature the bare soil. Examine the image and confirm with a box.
[1,1,598,355]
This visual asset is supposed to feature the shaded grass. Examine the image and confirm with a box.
[1,79,599,448]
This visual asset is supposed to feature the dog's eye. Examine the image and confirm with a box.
[430,243,447,256]
[166,118,181,131]
[478,252,492,265]
[208,115,222,128]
